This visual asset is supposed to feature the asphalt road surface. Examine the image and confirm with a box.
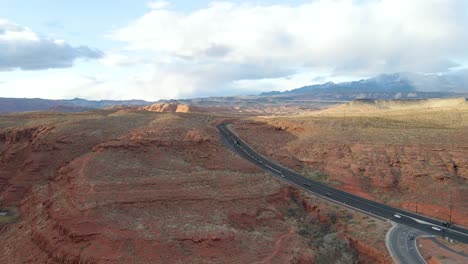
[387,225,427,264]
[217,123,468,244]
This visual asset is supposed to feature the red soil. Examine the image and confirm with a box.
[0,111,390,263]
[233,118,467,226]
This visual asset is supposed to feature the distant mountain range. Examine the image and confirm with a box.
[0,98,152,113]
[260,72,468,100]
[1,72,467,113]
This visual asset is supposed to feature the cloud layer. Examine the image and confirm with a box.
[106,0,468,98]
[1,0,468,100]
[113,0,468,73]
[0,20,103,71]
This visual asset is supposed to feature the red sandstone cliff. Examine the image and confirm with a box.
[0,111,390,263]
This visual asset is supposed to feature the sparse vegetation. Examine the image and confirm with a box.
[0,208,17,226]
[285,196,361,263]
[302,169,330,183]
[237,99,468,227]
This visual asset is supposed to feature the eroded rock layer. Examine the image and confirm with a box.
[235,104,468,226]
[0,111,390,263]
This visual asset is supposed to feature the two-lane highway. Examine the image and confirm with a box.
[217,123,468,244]
[386,225,427,264]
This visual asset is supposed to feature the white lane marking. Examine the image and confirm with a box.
[408,216,434,226]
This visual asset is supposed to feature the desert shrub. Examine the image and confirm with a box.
[312,171,329,181]
[0,208,17,226]
[286,207,299,218]
[315,233,359,264]
[306,170,329,182]
[286,195,360,263]
[328,211,338,224]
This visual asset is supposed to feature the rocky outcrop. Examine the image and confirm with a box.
[0,126,57,205]
[0,126,53,145]
[234,115,468,226]
[139,102,234,114]
[0,111,157,207]
[0,111,390,263]
[349,239,392,264]
[140,102,199,113]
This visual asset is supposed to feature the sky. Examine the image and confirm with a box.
[0,0,467,100]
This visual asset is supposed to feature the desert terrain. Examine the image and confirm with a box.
[0,107,392,263]
[233,98,468,227]
[0,98,466,263]
[3,1,468,263]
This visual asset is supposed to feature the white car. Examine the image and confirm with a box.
[394,214,402,219]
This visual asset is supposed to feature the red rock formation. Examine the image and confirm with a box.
[0,111,391,263]
[140,102,198,113]
[0,126,57,205]
[349,239,393,264]
[234,117,468,226]
[140,102,235,114]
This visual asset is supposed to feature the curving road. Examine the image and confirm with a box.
[386,225,427,264]
[217,123,468,246]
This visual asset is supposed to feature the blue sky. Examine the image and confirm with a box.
[0,1,307,48]
[0,0,467,100]
[0,0,149,49]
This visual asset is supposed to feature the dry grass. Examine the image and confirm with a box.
[263,106,468,146]
[234,98,467,228]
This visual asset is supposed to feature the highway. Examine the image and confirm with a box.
[217,123,468,244]
[386,225,426,264]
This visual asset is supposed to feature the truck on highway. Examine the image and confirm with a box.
[431,226,442,231]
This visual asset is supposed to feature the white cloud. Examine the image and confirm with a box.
[113,0,467,69]
[2,1,468,100]
[102,0,468,99]
[100,53,155,67]
[0,19,103,71]
[0,60,191,101]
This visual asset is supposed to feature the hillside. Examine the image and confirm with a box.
[261,73,468,100]
[0,110,390,263]
[316,98,468,116]
[234,98,468,227]
[0,97,152,113]
[3,72,468,114]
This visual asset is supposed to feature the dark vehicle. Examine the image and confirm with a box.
[442,222,453,228]
[303,183,312,187]
[408,233,415,240]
